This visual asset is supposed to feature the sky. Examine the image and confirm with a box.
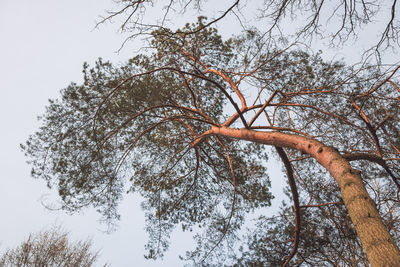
[0,1,194,266]
[0,1,288,266]
[0,1,397,266]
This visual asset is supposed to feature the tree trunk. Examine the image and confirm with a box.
[210,126,400,266]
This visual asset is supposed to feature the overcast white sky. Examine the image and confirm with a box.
[0,1,397,266]
[0,1,197,266]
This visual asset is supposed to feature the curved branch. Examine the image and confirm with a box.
[210,126,400,266]
[100,104,216,145]
[355,64,400,99]
[275,146,301,267]
[175,0,241,35]
[93,66,249,128]
[181,47,247,109]
[191,71,249,128]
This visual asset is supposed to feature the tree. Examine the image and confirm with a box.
[100,0,400,56]
[0,227,107,267]
[22,18,400,266]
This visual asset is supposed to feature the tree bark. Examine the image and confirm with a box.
[210,126,400,266]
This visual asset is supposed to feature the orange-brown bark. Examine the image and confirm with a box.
[210,126,400,266]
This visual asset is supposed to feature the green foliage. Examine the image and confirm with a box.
[22,17,400,265]
[22,20,272,259]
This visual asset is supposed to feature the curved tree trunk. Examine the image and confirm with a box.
[210,126,400,266]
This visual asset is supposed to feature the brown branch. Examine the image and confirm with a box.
[381,126,400,155]
[207,69,247,108]
[93,65,250,141]
[268,103,364,130]
[92,66,225,122]
[112,115,194,177]
[199,143,253,200]
[375,108,391,131]
[100,104,215,146]
[389,80,400,94]
[351,100,383,157]
[158,145,193,181]
[192,71,249,128]
[176,0,241,35]
[300,202,342,208]
[275,146,301,267]
[376,0,398,49]
[222,101,364,131]
[112,118,171,176]
[181,48,247,109]
[248,90,279,127]
[355,64,400,99]
[177,71,199,111]
[95,2,139,29]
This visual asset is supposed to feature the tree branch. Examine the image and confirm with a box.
[275,146,301,267]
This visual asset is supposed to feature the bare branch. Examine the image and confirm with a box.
[275,146,301,267]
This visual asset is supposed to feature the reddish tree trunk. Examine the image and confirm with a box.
[210,126,400,266]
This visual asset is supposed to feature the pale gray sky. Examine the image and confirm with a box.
[0,1,195,266]
[0,1,396,266]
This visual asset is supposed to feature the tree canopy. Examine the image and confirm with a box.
[22,10,400,267]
